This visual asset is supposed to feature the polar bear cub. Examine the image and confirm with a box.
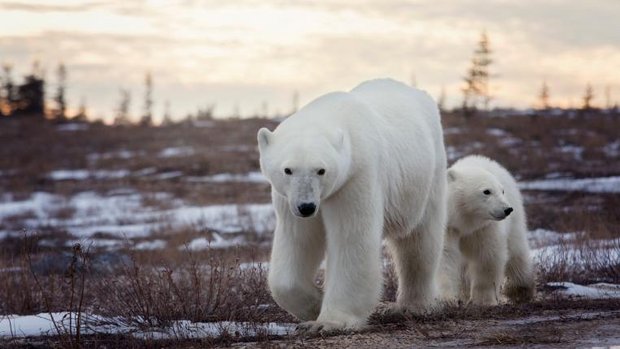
[258,78,447,332]
[440,155,535,305]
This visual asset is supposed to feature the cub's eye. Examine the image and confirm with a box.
[502,189,505,194]
[284,168,292,175]
[317,169,326,176]
[483,189,491,195]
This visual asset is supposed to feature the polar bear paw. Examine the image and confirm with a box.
[296,315,366,335]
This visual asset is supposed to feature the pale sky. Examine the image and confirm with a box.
[1,0,619,122]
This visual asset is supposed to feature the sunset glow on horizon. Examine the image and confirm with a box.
[1,0,619,122]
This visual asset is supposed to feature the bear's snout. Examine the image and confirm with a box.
[298,203,317,217]
[504,207,513,217]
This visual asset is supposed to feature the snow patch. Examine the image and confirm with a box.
[0,312,293,339]
[158,147,194,158]
[519,176,620,194]
[547,282,620,299]
[48,169,130,181]
[134,240,167,250]
[185,172,267,183]
[184,233,245,251]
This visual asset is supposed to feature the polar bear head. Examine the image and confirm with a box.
[257,127,351,218]
[447,166,513,228]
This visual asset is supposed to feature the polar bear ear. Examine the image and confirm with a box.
[447,168,458,183]
[257,128,272,150]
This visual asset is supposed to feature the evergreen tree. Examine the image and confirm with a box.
[1,64,17,116]
[462,31,493,116]
[15,62,45,117]
[582,83,594,110]
[114,89,131,125]
[74,97,88,121]
[162,100,173,126]
[140,72,153,126]
[54,63,67,119]
[538,81,550,110]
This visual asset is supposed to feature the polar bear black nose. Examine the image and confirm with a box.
[298,203,316,217]
[504,207,513,216]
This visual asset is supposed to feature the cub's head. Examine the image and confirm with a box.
[447,166,513,225]
[257,127,351,218]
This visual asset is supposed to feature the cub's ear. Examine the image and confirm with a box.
[257,128,272,151]
[334,129,346,150]
[447,168,458,183]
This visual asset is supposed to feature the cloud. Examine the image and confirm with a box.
[0,1,108,13]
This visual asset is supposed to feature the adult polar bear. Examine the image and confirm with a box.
[257,78,447,332]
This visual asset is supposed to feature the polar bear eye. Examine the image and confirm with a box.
[317,169,326,176]
[284,168,292,175]
[483,189,491,195]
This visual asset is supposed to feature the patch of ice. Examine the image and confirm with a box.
[547,282,620,299]
[158,147,194,158]
[67,224,156,239]
[48,170,90,180]
[185,172,267,183]
[134,240,167,250]
[184,233,245,250]
[519,176,620,194]
[0,192,61,220]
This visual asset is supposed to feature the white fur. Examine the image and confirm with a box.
[440,155,535,305]
[258,78,447,331]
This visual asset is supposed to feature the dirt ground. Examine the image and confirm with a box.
[233,299,620,348]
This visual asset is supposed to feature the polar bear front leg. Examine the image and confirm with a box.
[268,197,326,321]
[461,227,507,306]
[298,185,383,333]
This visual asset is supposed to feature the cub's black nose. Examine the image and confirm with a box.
[298,203,316,217]
[504,207,513,216]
